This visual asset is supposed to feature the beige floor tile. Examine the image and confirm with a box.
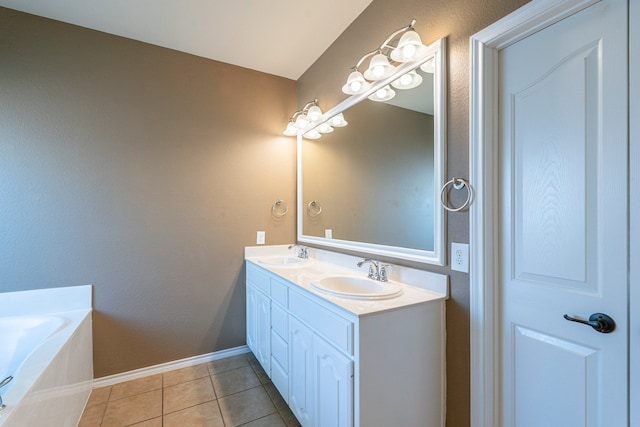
[218,386,277,426]
[242,413,287,427]
[279,407,302,427]
[109,374,162,401]
[86,386,112,406]
[77,402,107,427]
[163,376,216,414]
[211,365,261,397]
[164,401,225,427]
[163,363,210,387]
[130,417,162,427]
[101,389,162,427]
[264,382,288,412]
[207,354,250,375]
[248,359,270,384]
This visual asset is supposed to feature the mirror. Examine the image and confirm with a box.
[297,38,446,265]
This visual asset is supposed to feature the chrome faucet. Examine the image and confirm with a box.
[288,244,308,259]
[357,258,391,282]
[0,376,13,411]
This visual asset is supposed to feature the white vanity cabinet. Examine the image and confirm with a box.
[245,260,445,427]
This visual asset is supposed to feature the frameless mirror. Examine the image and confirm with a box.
[297,38,446,265]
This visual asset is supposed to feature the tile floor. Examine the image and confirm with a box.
[79,353,301,427]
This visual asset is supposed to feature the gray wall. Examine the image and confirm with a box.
[296,0,530,426]
[0,7,297,378]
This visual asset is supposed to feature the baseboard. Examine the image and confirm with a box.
[93,345,251,388]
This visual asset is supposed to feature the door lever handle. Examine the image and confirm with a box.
[563,313,616,333]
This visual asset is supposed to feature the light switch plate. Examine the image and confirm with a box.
[451,242,469,273]
[256,231,265,245]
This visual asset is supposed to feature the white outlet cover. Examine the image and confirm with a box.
[256,231,265,245]
[325,229,333,239]
[451,242,469,273]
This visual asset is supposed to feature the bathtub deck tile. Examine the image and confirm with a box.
[109,373,163,401]
[102,389,162,427]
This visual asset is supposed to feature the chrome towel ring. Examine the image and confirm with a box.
[272,199,288,217]
[307,200,323,217]
[440,177,473,212]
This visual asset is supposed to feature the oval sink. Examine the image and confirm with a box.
[257,256,309,267]
[310,276,403,300]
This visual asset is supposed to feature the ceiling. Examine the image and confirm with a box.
[0,0,374,80]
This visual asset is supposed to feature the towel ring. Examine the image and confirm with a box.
[440,178,473,212]
[272,199,288,217]
[307,200,322,218]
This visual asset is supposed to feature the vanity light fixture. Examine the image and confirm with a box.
[368,85,396,102]
[341,19,429,97]
[391,70,423,90]
[283,100,348,139]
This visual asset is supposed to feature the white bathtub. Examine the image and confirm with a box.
[0,286,93,427]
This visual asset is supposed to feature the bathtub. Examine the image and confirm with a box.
[0,286,92,427]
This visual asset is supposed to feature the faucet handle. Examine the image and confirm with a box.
[379,264,392,282]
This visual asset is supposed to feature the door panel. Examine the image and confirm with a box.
[499,0,628,425]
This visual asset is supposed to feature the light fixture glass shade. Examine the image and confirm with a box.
[283,120,297,136]
[294,113,310,131]
[363,53,396,81]
[391,70,423,90]
[303,129,321,140]
[329,113,348,127]
[368,85,396,102]
[306,105,323,122]
[342,71,370,95]
[316,122,334,133]
[390,30,429,62]
[420,58,435,73]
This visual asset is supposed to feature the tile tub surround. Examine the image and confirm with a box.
[79,353,300,427]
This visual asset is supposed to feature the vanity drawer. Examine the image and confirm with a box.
[246,263,270,294]
[271,302,288,339]
[270,278,288,307]
[271,356,288,404]
[271,330,288,369]
[289,290,354,356]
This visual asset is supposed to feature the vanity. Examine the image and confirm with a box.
[245,245,448,427]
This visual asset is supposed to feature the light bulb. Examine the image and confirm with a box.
[295,114,310,130]
[306,105,322,122]
[376,88,387,99]
[400,74,412,85]
[350,80,362,92]
[303,129,321,140]
[402,44,416,59]
[373,65,384,78]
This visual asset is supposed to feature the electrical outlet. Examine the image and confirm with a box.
[256,231,265,245]
[325,229,333,239]
[451,242,469,273]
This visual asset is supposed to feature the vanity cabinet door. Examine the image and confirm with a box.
[314,336,354,427]
[289,316,315,426]
[246,283,270,374]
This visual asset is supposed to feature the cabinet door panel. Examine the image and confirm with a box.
[256,290,271,373]
[314,337,354,427]
[289,316,314,426]
[246,284,258,355]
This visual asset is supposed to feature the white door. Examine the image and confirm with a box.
[498,0,628,425]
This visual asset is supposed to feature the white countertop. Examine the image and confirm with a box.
[245,245,448,317]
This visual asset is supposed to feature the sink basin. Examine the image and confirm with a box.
[310,276,403,300]
[257,256,310,267]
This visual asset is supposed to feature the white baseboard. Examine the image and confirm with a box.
[93,345,251,388]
